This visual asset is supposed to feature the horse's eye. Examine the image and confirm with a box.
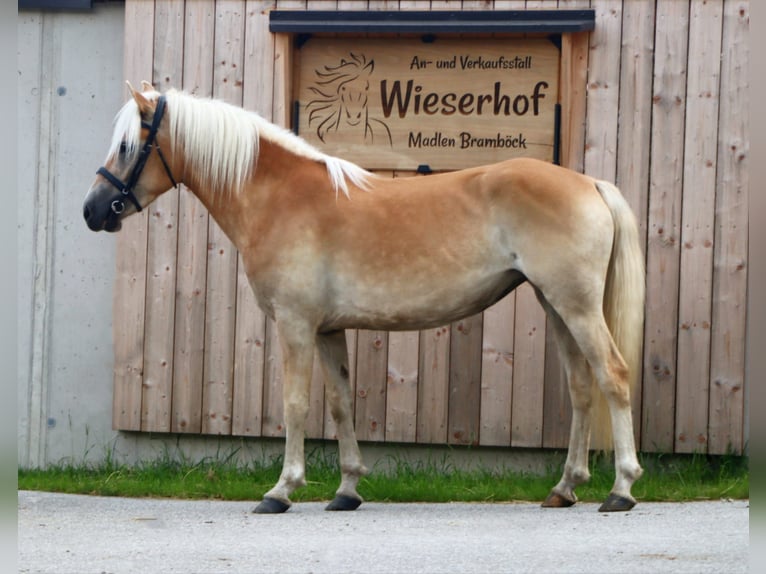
[119,141,128,155]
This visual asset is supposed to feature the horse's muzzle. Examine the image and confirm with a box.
[83,193,123,232]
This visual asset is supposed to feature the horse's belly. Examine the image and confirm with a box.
[321,268,526,332]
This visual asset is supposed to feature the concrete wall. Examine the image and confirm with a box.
[18,3,126,468]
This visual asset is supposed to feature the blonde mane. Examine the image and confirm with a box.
[106,89,371,197]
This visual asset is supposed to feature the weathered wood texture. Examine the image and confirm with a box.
[114,0,749,455]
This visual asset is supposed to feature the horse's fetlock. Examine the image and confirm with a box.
[341,463,369,478]
[279,469,306,490]
[567,468,591,486]
[621,462,643,482]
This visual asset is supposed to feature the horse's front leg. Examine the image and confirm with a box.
[316,331,369,511]
[254,318,316,514]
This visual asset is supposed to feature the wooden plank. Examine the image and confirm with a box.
[417,324,450,443]
[616,0,654,249]
[397,0,426,10]
[480,296,514,447]
[272,31,294,136]
[386,330,419,443]
[243,0,277,119]
[511,283,545,447]
[171,191,209,433]
[448,314,483,446]
[492,1,525,11]
[708,0,748,455]
[614,0,656,444]
[559,29,589,174]
[642,0,689,453]
[171,0,215,434]
[584,0,622,182]
[675,0,723,454]
[112,0,154,431]
[354,330,389,441]
[231,1,276,437]
[140,0,184,434]
[201,0,247,435]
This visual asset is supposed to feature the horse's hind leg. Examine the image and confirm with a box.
[316,331,369,511]
[539,297,595,508]
[557,309,643,512]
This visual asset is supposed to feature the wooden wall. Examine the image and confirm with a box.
[114,0,749,455]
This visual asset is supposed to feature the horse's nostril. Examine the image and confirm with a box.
[83,205,91,221]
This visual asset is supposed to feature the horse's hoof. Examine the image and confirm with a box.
[541,491,577,508]
[598,493,636,512]
[325,494,363,511]
[253,497,291,514]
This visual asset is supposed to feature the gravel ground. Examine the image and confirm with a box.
[18,490,749,574]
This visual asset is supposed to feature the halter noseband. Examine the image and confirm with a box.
[97,94,178,214]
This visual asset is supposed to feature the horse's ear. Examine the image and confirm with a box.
[140,80,156,93]
[363,59,374,74]
[127,81,154,115]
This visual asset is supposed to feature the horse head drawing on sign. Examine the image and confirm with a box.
[306,53,392,146]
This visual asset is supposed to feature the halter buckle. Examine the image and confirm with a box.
[111,200,125,214]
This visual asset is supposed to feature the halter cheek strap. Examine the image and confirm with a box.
[97,95,178,214]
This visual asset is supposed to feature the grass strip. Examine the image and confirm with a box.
[18,451,748,504]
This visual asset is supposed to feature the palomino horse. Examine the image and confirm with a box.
[83,83,645,514]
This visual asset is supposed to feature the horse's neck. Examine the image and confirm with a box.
[181,137,329,251]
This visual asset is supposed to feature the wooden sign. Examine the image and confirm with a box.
[295,37,560,170]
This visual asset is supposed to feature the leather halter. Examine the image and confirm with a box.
[97,94,178,214]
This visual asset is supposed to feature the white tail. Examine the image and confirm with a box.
[592,180,646,450]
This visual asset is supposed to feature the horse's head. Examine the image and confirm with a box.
[307,54,375,140]
[83,81,179,232]
[337,57,373,127]
[338,71,371,127]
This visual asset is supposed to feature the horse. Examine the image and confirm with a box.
[306,52,392,146]
[83,82,645,514]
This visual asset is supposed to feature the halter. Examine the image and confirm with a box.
[97,95,178,214]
